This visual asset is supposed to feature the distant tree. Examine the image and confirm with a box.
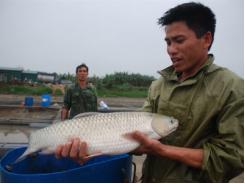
[57,73,76,83]
[101,72,155,88]
[89,75,103,89]
[58,72,155,89]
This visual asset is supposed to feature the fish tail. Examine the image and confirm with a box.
[13,148,34,164]
[5,154,28,170]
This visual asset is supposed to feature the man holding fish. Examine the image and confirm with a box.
[55,2,243,182]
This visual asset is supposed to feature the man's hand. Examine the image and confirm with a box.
[55,138,90,164]
[125,131,162,155]
[126,131,204,168]
[61,107,69,121]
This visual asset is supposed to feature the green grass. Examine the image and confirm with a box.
[54,88,63,96]
[0,85,52,95]
[0,84,148,98]
[97,87,148,98]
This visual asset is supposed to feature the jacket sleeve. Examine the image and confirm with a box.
[63,87,72,110]
[142,86,153,112]
[201,78,244,182]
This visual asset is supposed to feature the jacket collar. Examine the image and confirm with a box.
[158,54,219,82]
[75,82,90,89]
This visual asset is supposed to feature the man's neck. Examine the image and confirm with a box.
[179,55,208,81]
[79,80,87,88]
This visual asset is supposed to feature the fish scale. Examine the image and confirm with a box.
[15,112,178,162]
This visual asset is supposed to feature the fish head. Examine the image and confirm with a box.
[151,114,179,137]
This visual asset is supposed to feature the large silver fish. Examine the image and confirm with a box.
[16,112,178,162]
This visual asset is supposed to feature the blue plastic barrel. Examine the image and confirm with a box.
[41,94,51,107]
[24,96,33,107]
[0,147,132,183]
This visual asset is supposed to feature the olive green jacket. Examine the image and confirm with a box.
[142,55,244,182]
[63,83,97,119]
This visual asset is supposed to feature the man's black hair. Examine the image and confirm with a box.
[76,63,89,73]
[158,2,216,50]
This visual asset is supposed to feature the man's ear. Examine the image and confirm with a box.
[202,31,212,50]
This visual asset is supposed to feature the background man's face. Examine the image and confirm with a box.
[76,67,88,81]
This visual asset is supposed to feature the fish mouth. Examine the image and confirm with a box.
[165,126,178,136]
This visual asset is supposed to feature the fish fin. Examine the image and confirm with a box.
[39,148,54,155]
[5,164,13,172]
[73,112,100,119]
[19,129,31,139]
[86,152,103,159]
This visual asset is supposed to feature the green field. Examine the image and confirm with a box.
[0,84,52,95]
[97,87,148,98]
[0,84,148,98]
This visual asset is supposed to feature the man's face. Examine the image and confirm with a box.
[76,67,88,81]
[164,21,211,75]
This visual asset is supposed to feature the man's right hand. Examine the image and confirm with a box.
[55,138,90,164]
[125,131,162,155]
[61,107,69,121]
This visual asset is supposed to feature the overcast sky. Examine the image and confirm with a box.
[0,0,243,78]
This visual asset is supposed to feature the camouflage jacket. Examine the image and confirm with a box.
[63,83,97,119]
[142,55,244,182]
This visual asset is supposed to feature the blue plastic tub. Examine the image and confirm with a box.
[24,96,33,107]
[0,147,132,183]
[41,94,51,107]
